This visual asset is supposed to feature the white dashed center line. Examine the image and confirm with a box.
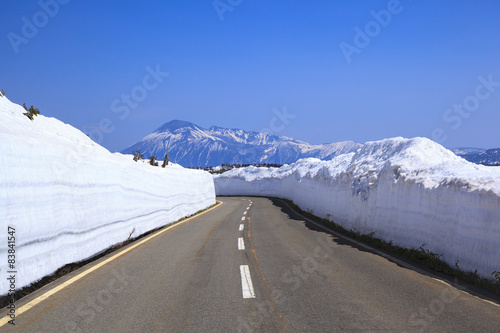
[240,265,256,298]
[238,237,245,250]
[238,202,254,298]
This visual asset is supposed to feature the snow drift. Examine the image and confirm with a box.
[0,96,215,296]
[214,137,500,278]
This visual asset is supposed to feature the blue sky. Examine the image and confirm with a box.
[1,0,499,152]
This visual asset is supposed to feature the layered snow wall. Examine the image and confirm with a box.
[215,137,500,278]
[0,96,215,295]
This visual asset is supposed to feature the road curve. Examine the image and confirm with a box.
[1,197,499,332]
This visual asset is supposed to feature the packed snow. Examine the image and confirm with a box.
[0,96,215,296]
[215,137,500,278]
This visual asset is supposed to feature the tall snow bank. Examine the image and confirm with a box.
[214,137,500,278]
[0,96,215,295]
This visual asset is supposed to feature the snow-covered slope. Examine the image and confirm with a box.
[0,97,215,296]
[214,137,500,278]
[121,120,362,167]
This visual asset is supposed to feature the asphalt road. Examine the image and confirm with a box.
[1,197,499,332]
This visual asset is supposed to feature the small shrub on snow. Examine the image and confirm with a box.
[127,228,135,241]
[133,150,144,162]
[149,155,159,166]
[162,152,169,168]
[22,103,40,121]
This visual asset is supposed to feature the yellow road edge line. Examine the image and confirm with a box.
[431,278,500,308]
[0,201,222,327]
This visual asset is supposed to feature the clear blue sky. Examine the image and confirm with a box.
[1,0,499,151]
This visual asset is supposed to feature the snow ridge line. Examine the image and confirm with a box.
[16,204,192,248]
[0,181,194,200]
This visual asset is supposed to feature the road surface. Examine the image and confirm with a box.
[1,197,499,332]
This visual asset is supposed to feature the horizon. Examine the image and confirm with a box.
[1,1,499,151]
[126,118,498,150]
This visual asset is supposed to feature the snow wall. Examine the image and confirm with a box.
[0,96,215,295]
[214,137,500,279]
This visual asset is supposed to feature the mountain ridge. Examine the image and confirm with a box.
[121,120,499,167]
[121,120,363,167]
[459,148,500,165]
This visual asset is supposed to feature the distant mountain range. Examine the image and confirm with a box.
[121,120,499,167]
[452,148,500,165]
[121,120,363,167]
[450,148,486,156]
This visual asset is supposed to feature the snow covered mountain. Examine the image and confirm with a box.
[456,148,500,166]
[121,120,362,167]
[450,147,486,156]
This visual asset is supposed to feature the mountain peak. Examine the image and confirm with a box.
[154,120,199,133]
[123,120,363,167]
